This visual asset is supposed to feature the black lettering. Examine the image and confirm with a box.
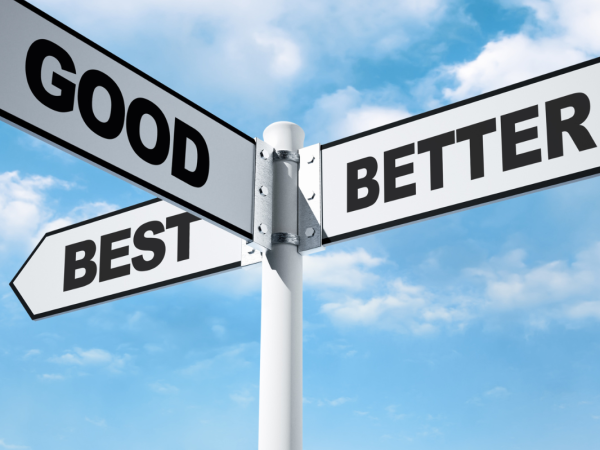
[26,39,76,113]
[63,240,97,291]
[78,70,125,139]
[172,119,210,187]
[99,229,131,282]
[132,221,166,272]
[126,98,171,165]
[501,105,541,171]
[347,157,379,212]
[417,131,455,190]
[384,143,416,203]
[166,213,200,261]
[546,93,597,159]
[456,118,496,180]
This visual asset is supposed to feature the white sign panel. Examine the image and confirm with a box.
[0,0,255,240]
[321,58,600,244]
[11,199,260,320]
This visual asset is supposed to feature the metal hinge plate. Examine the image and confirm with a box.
[298,143,325,255]
[250,138,274,252]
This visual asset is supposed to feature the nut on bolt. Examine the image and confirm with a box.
[305,227,315,238]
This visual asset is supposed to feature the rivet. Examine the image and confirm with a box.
[307,155,315,164]
[307,191,315,200]
[259,223,269,234]
[259,186,269,196]
[260,149,271,160]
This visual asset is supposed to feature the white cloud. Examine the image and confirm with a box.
[305,248,385,291]
[327,397,353,406]
[182,343,257,375]
[305,397,354,407]
[49,348,130,372]
[31,0,447,61]
[322,277,471,335]
[23,349,41,359]
[437,0,600,102]
[304,87,411,143]
[28,0,451,116]
[0,171,116,253]
[212,324,226,338]
[254,30,302,79]
[0,439,29,449]
[85,417,107,427]
[484,386,510,398]
[202,262,262,297]
[38,373,64,381]
[0,171,69,250]
[442,34,585,102]
[149,382,179,395]
[318,244,600,334]
[33,201,117,244]
[144,344,164,354]
[470,245,600,326]
[230,390,255,406]
[386,405,408,420]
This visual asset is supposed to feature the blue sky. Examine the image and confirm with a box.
[2,0,600,449]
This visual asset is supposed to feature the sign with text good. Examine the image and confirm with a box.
[321,58,600,244]
[0,0,255,240]
[10,199,260,320]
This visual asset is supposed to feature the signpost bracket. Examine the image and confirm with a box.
[298,143,325,255]
[250,139,275,252]
[241,241,262,266]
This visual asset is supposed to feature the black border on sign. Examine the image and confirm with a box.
[9,198,242,321]
[320,55,600,245]
[1,0,254,240]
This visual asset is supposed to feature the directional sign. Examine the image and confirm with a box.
[10,199,260,320]
[0,0,256,240]
[320,58,600,244]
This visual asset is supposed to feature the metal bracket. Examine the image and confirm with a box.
[241,241,262,266]
[272,232,300,246]
[274,150,300,163]
[250,138,274,252]
[298,143,325,255]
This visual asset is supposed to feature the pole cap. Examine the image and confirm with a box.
[263,121,305,151]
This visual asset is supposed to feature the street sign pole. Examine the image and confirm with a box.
[258,122,304,450]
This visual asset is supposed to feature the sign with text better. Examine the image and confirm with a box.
[320,58,600,244]
[0,0,256,240]
[10,199,260,320]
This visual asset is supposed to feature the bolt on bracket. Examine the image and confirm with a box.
[241,241,262,266]
[298,143,325,255]
[250,138,274,252]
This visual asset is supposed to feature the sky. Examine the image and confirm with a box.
[1,0,600,449]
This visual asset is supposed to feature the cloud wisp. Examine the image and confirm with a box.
[421,0,600,106]
[0,439,29,450]
[304,86,411,144]
[312,244,600,334]
[0,171,116,254]
[28,0,454,117]
[49,347,131,373]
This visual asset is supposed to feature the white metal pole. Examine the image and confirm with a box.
[258,122,304,450]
